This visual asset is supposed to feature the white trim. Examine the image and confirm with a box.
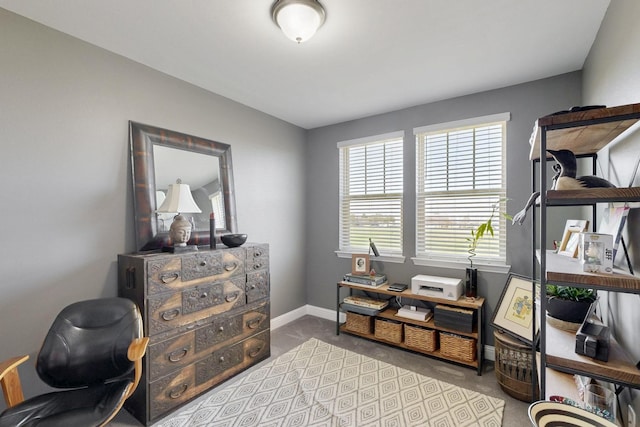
[272,305,495,361]
[337,130,404,148]
[411,256,511,274]
[413,112,511,135]
[335,250,406,264]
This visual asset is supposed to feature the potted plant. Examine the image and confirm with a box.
[546,284,597,324]
[465,202,512,298]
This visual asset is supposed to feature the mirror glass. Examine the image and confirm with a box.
[130,121,237,251]
[153,145,225,232]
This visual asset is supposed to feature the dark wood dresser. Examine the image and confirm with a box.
[117,244,270,425]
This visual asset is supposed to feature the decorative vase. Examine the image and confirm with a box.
[465,267,478,298]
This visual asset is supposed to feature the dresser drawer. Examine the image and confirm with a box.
[146,249,245,295]
[246,244,269,272]
[195,302,269,353]
[246,270,269,304]
[147,302,269,381]
[148,330,270,421]
[148,276,245,336]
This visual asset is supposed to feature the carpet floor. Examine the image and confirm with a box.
[152,338,504,427]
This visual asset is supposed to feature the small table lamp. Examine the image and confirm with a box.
[157,179,202,252]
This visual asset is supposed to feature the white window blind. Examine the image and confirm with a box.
[338,132,404,255]
[415,114,508,265]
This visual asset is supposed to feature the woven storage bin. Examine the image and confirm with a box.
[345,312,373,334]
[374,318,403,343]
[440,332,476,362]
[404,324,437,352]
[494,331,538,402]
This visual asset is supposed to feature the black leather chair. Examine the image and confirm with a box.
[0,297,148,427]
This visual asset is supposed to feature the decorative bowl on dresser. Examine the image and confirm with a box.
[118,243,270,425]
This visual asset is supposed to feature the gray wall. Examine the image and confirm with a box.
[583,0,640,415]
[305,72,582,346]
[0,8,306,403]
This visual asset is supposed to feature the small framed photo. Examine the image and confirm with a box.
[351,254,370,275]
[558,219,589,258]
[491,273,538,344]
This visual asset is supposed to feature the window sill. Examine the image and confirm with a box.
[411,257,511,274]
[335,251,405,264]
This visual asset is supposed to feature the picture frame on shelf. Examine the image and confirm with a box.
[491,273,538,344]
[351,254,370,275]
[597,205,630,262]
[558,219,589,258]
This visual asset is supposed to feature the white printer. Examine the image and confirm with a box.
[411,274,463,301]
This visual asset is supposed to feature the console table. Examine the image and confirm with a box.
[336,281,485,375]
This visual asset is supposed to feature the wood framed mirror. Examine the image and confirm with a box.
[129,121,237,251]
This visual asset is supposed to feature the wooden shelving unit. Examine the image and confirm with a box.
[530,102,640,399]
[336,281,485,375]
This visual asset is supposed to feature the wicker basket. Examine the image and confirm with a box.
[494,330,538,402]
[440,332,476,362]
[345,312,373,334]
[404,324,437,352]
[374,318,403,343]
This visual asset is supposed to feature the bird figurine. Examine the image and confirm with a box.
[512,149,615,225]
[547,149,616,190]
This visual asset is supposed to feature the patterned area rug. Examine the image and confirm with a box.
[154,338,504,427]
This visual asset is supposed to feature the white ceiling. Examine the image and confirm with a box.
[0,0,610,129]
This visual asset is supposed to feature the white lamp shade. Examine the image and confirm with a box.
[273,0,325,43]
[157,181,202,214]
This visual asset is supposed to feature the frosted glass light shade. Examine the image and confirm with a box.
[272,0,326,43]
[157,180,202,214]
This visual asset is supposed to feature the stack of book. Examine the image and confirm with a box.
[396,305,433,322]
[342,273,387,287]
[342,295,389,315]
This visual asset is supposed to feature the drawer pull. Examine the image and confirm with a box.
[225,292,239,303]
[168,347,189,362]
[224,262,238,272]
[248,345,263,358]
[168,384,188,399]
[253,263,262,270]
[160,272,179,284]
[219,356,225,363]
[218,326,224,332]
[250,284,256,290]
[247,317,262,329]
[199,292,208,299]
[199,261,207,267]
[160,309,180,321]
[254,250,263,257]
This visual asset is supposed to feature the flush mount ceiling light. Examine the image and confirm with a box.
[271,0,326,43]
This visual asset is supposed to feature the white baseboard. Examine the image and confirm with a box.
[272,305,495,361]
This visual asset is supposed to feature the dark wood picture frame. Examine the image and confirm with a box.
[491,273,539,345]
[129,121,237,251]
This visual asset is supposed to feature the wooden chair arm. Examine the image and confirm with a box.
[125,337,149,400]
[0,355,29,408]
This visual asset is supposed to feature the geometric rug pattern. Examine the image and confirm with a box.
[153,338,504,427]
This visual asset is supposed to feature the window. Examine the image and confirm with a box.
[414,113,509,268]
[338,131,404,257]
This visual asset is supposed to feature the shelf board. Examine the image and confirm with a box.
[546,187,640,205]
[376,308,479,338]
[338,282,485,309]
[543,320,640,388]
[529,103,640,160]
[539,250,640,293]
